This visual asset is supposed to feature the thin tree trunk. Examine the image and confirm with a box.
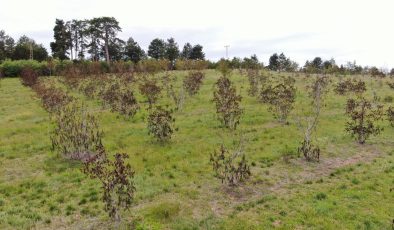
[104,31,110,64]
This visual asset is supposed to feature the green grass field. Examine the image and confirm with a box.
[0,70,393,229]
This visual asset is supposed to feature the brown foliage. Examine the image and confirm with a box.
[34,83,74,113]
[334,79,366,95]
[147,106,175,142]
[260,77,296,123]
[345,96,384,144]
[183,71,205,96]
[387,106,394,127]
[139,78,161,108]
[20,67,39,87]
[209,144,251,186]
[50,102,104,160]
[83,145,135,222]
[213,76,243,130]
[161,74,185,110]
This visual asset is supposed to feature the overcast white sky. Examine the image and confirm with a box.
[1,0,393,68]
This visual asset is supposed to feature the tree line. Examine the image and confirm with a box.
[49,17,205,65]
[1,15,394,75]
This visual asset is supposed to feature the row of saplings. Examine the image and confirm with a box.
[18,67,207,223]
[19,66,394,224]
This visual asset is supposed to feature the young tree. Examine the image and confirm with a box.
[138,78,162,108]
[148,38,166,59]
[183,71,205,96]
[51,102,104,160]
[260,77,296,123]
[297,76,329,161]
[83,145,135,223]
[387,106,394,127]
[50,19,71,60]
[124,37,145,63]
[213,76,243,129]
[189,44,205,60]
[147,106,175,142]
[345,97,384,144]
[210,144,251,186]
[334,79,366,95]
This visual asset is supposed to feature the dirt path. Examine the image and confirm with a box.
[209,143,384,216]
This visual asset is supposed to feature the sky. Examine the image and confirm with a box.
[1,0,393,69]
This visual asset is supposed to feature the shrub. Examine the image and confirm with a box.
[50,102,104,160]
[260,77,296,123]
[213,76,243,130]
[183,71,205,96]
[83,145,135,222]
[298,139,320,162]
[161,73,185,110]
[139,78,161,108]
[246,69,260,96]
[147,106,175,142]
[345,97,384,144]
[387,82,394,90]
[334,79,366,95]
[20,67,39,87]
[34,83,74,113]
[117,89,140,119]
[209,144,251,186]
[78,78,98,99]
[0,59,47,77]
[387,107,394,127]
[216,59,232,77]
[100,81,121,108]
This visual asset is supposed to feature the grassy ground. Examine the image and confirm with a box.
[0,70,393,229]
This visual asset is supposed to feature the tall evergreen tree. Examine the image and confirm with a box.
[89,17,122,63]
[180,43,192,59]
[165,38,179,68]
[0,30,14,60]
[268,53,279,71]
[124,37,145,63]
[50,19,71,60]
[148,38,166,59]
[189,44,205,60]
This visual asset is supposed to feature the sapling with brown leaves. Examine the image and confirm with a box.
[183,71,205,96]
[246,69,259,96]
[161,73,185,110]
[209,144,251,186]
[83,144,135,223]
[50,102,104,160]
[147,106,175,142]
[296,76,329,161]
[117,89,140,119]
[387,106,394,127]
[213,76,243,130]
[139,77,162,108]
[260,76,296,124]
[334,79,366,95]
[20,67,39,87]
[345,96,384,144]
[34,83,74,113]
